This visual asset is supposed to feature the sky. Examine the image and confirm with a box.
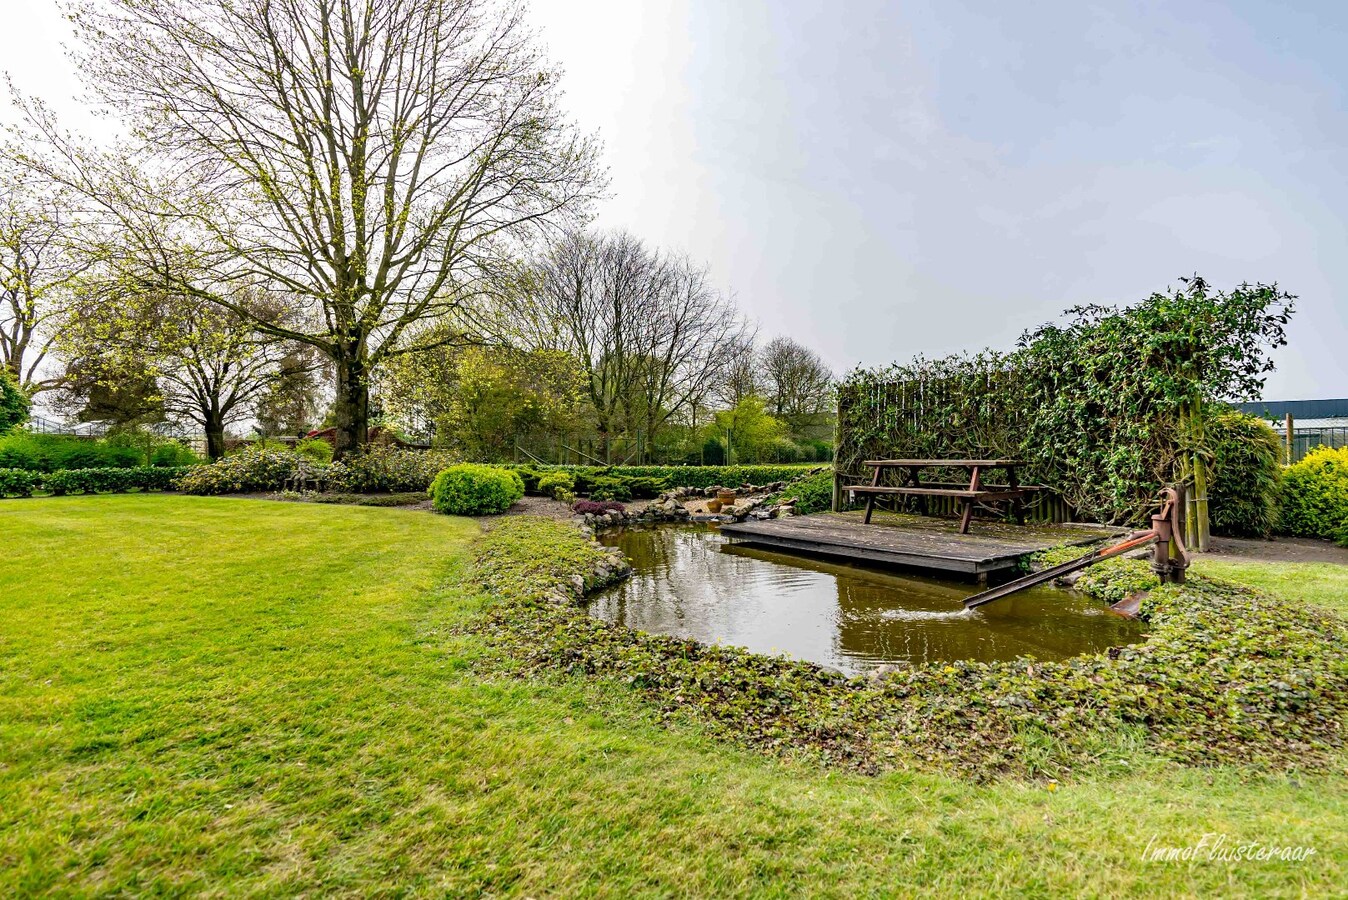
[4,0,1346,400]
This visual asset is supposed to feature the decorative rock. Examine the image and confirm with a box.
[566,574,586,596]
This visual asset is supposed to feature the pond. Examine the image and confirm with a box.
[591,525,1146,675]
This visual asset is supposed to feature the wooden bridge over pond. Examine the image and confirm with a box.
[720,511,1122,584]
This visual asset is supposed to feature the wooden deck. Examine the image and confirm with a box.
[720,512,1121,581]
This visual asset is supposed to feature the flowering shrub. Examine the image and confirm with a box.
[326,447,458,493]
[174,448,303,495]
[430,464,524,515]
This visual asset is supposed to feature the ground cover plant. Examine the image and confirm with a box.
[472,518,1348,779]
[1,495,1344,895]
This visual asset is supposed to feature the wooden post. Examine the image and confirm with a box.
[832,470,842,513]
[1285,413,1294,463]
[1191,400,1211,553]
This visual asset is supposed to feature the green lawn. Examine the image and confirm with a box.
[1,495,1344,896]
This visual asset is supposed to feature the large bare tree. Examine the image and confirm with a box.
[759,335,834,435]
[14,0,601,455]
[522,229,750,462]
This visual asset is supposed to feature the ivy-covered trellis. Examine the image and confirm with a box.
[836,277,1294,534]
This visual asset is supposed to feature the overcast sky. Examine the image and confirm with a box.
[4,0,1345,400]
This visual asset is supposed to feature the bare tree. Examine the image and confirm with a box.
[759,336,834,435]
[523,229,749,462]
[0,161,88,393]
[14,0,601,455]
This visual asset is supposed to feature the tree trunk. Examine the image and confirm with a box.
[333,356,370,459]
[205,421,227,461]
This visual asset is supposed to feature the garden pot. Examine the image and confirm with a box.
[717,489,737,507]
[706,499,722,514]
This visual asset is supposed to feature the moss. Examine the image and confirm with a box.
[473,518,1348,780]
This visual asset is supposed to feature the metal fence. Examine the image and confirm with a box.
[1291,427,1348,463]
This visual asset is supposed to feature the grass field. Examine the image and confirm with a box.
[1,495,1344,896]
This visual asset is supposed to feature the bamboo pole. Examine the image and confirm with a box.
[1285,413,1294,463]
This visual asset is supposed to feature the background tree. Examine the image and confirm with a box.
[61,284,313,458]
[0,368,30,432]
[759,336,835,436]
[522,229,751,462]
[254,348,325,438]
[711,395,787,464]
[0,160,87,394]
[17,0,601,456]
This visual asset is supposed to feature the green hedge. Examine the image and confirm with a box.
[0,432,144,472]
[0,468,41,497]
[0,466,193,497]
[506,464,822,494]
[431,464,524,515]
[1278,446,1348,545]
[1206,410,1284,538]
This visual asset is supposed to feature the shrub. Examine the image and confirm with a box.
[768,469,835,515]
[0,371,29,433]
[175,448,303,495]
[1206,410,1283,537]
[327,447,457,493]
[572,499,625,515]
[503,464,546,494]
[0,468,40,497]
[588,475,632,502]
[537,471,575,500]
[430,464,524,515]
[294,437,334,464]
[1278,446,1348,545]
[36,466,192,496]
[151,442,203,467]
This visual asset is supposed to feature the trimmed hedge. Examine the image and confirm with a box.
[1278,446,1348,546]
[0,466,193,497]
[0,468,41,497]
[507,464,822,494]
[431,464,524,516]
[767,469,835,515]
[1206,410,1284,538]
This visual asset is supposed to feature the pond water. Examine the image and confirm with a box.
[591,525,1145,675]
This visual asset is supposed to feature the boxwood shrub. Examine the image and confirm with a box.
[1278,446,1348,545]
[537,471,575,500]
[43,466,193,495]
[431,464,525,515]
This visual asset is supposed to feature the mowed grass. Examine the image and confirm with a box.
[0,496,1344,896]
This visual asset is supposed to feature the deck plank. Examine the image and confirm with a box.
[719,513,1117,577]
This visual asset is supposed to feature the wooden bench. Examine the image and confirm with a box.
[848,459,1038,534]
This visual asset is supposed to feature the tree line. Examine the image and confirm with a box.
[1,0,833,461]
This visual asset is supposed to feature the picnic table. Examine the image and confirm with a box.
[847,458,1038,534]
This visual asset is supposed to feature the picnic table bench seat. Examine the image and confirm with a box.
[848,458,1038,534]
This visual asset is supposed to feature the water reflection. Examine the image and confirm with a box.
[590,525,1145,675]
